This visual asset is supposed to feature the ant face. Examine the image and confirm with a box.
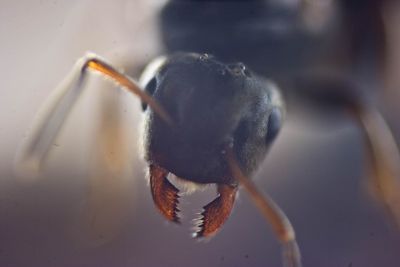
[140,52,284,236]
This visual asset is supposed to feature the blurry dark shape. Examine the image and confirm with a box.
[161,0,330,79]
[159,0,388,110]
[339,0,387,76]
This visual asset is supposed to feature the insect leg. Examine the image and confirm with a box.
[354,106,400,229]
[226,147,302,267]
[294,75,400,229]
[15,53,172,179]
[84,58,172,125]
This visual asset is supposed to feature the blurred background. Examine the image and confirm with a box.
[1,0,400,266]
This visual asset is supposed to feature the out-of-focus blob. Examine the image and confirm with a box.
[13,53,98,181]
[71,85,135,246]
[357,106,400,229]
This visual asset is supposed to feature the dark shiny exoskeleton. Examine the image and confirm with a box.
[140,52,283,236]
[143,53,282,185]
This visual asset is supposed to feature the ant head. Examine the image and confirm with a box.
[140,52,284,183]
[140,52,286,237]
[140,53,256,143]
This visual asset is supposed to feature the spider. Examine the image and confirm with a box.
[14,1,400,267]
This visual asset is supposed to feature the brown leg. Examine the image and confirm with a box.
[15,53,173,180]
[225,147,302,267]
[194,184,238,238]
[85,58,173,126]
[149,164,181,223]
[355,107,400,229]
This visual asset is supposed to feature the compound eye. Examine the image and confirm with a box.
[265,108,282,143]
[140,56,168,85]
[139,56,168,110]
[141,77,157,111]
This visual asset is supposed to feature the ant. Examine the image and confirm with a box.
[14,1,400,267]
